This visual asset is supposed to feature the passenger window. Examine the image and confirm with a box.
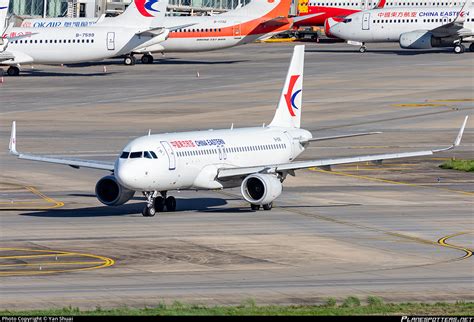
[120,151,130,159]
[130,152,142,158]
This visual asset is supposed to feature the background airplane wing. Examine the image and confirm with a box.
[430,0,472,38]
[218,116,468,180]
[9,122,115,171]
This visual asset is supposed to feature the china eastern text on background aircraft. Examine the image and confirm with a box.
[0,0,169,75]
[9,45,468,216]
[326,1,473,53]
[295,0,465,27]
[17,0,318,64]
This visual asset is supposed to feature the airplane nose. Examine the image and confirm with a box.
[324,17,343,39]
[115,160,139,190]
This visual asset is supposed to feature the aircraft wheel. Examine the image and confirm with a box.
[359,46,367,53]
[124,55,136,65]
[454,44,465,54]
[141,54,154,64]
[165,196,176,212]
[262,203,273,211]
[250,204,260,211]
[154,196,165,212]
[469,43,474,52]
[142,206,156,217]
[7,66,20,76]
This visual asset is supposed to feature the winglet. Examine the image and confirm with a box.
[9,121,18,156]
[433,115,468,152]
[454,1,470,23]
[454,115,468,147]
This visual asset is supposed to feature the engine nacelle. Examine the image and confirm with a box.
[95,175,135,206]
[241,173,282,206]
[399,31,433,49]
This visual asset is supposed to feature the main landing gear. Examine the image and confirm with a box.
[142,191,176,217]
[141,54,154,64]
[454,44,465,54]
[7,66,20,76]
[470,43,474,52]
[250,202,273,211]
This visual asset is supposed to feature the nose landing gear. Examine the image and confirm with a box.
[142,191,177,216]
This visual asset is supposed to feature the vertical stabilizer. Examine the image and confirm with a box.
[269,45,305,129]
[0,0,10,30]
[104,0,168,28]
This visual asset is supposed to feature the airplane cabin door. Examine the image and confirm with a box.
[233,23,241,39]
[107,32,115,50]
[161,141,176,170]
[362,13,370,30]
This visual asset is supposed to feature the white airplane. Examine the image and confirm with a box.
[325,1,474,53]
[9,45,468,216]
[0,0,170,76]
[17,0,320,64]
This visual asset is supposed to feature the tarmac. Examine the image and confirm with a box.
[0,42,473,309]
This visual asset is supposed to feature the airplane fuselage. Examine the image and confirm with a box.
[2,26,167,64]
[19,15,291,53]
[115,126,312,191]
[329,7,473,42]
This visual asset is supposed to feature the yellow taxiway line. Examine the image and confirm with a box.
[437,232,473,260]
[0,186,64,210]
[0,248,114,276]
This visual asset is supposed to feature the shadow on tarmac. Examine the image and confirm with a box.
[19,197,230,217]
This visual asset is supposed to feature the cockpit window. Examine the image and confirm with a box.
[130,151,143,158]
[120,151,130,159]
[150,151,158,159]
[144,151,153,159]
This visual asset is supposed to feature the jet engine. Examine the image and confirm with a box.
[241,173,282,205]
[95,175,135,206]
[399,31,433,49]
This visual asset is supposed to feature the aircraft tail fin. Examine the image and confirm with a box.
[0,0,10,30]
[105,0,167,28]
[269,45,305,129]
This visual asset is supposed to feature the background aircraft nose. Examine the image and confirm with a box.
[324,17,345,39]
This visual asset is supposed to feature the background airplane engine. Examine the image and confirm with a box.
[399,31,433,49]
[95,175,135,206]
[240,173,282,205]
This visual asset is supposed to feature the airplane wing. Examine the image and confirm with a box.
[301,131,382,144]
[136,26,168,37]
[217,116,468,180]
[292,12,325,24]
[8,122,115,171]
[261,16,291,27]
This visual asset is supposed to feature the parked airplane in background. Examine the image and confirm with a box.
[295,0,465,26]
[0,0,169,75]
[0,0,8,29]
[326,1,473,52]
[9,45,468,216]
[18,0,318,64]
